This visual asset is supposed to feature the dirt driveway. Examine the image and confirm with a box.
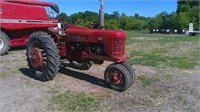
[0,50,200,112]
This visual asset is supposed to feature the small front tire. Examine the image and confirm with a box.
[121,62,135,88]
[104,64,130,92]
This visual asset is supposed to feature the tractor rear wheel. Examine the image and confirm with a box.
[26,32,60,81]
[70,60,93,70]
[0,31,10,56]
[104,64,130,92]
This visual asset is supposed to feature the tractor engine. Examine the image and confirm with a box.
[62,29,127,64]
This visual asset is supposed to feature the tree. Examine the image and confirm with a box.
[124,17,145,30]
[105,19,120,30]
[134,13,140,19]
[121,13,126,17]
[112,11,120,20]
[119,16,127,29]
[177,0,199,13]
[168,13,179,29]
[57,12,71,23]
[176,0,199,30]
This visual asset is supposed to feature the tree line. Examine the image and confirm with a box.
[57,1,199,30]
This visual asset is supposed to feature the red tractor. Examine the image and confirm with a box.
[26,0,135,92]
[0,0,59,55]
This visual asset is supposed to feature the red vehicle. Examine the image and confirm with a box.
[0,0,59,55]
[26,0,135,92]
[0,0,135,91]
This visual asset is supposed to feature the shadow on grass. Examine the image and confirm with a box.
[19,62,109,89]
[19,68,34,79]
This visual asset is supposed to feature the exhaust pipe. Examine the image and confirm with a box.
[99,0,104,29]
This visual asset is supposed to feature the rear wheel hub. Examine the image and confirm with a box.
[30,48,43,68]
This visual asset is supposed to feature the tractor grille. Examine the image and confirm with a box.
[113,38,123,52]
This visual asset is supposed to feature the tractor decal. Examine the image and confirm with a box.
[0,19,57,24]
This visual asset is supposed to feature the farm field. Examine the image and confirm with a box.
[0,32,199,112]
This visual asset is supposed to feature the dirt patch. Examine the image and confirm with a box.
[0,50,110,112]
[0,50,200,112]
[100,65,200,112]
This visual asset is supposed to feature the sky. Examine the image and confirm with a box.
[44,0,177,17]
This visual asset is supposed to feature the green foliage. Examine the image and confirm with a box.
[124,17,145,30]
[57,2,199,30]
[105,19,119,30]
[177,0,199,13]
[137,76,153,87]
[57,12,71,23]
[48,91,100,112]
[70,11,99,28]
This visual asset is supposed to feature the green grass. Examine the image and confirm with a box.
[137,76,153,87]
[126,31,200,69]
[126,31,199,45]
[127,50,198,69]
[47,91,101,112]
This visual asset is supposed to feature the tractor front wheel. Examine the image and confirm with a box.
[104,64,131,92]
[26,32,60,81]
[121,62,135,87]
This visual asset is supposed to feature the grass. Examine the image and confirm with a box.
[126,31,200,69]
[47,91,101,112]
[137,75,153,87]
[39,32,199,112]
[127,50,198,69]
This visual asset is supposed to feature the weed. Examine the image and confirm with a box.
[137,75,152,87]
[151,48,169,54]
[48,91,101,112]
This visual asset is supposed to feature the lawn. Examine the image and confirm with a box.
[42,31,200,112]
[126,31,200,69]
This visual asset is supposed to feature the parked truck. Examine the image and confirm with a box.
[0,0,59,55]
[186,23,200,36]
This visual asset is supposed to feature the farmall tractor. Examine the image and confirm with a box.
[0,0,59,55]
[26,0,135,92]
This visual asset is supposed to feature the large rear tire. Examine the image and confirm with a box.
[0,31,10,56]
[26,32,60,81]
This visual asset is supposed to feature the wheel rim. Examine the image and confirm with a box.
[109,69,124,86]
[29,41,48,72]
[30,48,43,68]
[0,37,4,50]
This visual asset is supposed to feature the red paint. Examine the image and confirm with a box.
[30,48,43,69]
[61,25,127,62]
[109,70,123,85]
[0,0,58,47]
[0,0,128,63]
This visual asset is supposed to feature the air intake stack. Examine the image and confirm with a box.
[99,0,104,29]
